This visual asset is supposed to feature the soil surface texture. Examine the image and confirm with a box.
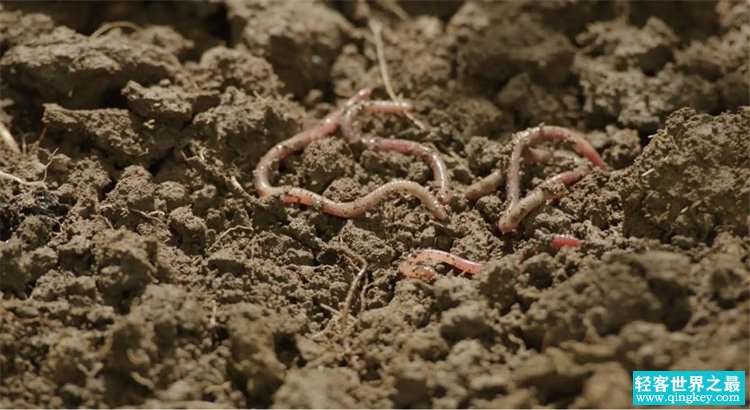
[1,1,748,408]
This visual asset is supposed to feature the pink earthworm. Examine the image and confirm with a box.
[279,180,447,220]
[476,124,607,232]
[551,234,582,249]
[398,249,483,280]
[254,87,373,198]
[505,125,607,210]
[400,233,585,281]
[465,147,553,200]
[342,101,452,204]
[465,170,505,200]
[253,89,448,220]
[467,125,605,201]
[497,166,590,232]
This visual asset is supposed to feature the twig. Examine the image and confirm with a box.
[373,0,410,21]
[229,176,253,201]
[328,245,368,331]
[131,209,169,230]
[359,272,390,314]
[34,127,48,154]
[0,169,46,187]
[320,302,345,317]
[180,147,258,206]
[370,20,398,103]
[0,148,58,188]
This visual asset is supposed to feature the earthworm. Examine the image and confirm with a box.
[281,180,447,220]
[468,125,604,202]
[465,170,505,200]
[362,136,451,204]
[254,89,448,219]
[254,87,372,198]
[497,166,590,232]
[399,233,585,281]
[551,234,582,249]
[398,249,483,280]
[505,125,607,210]
[506,124,607,208]
[342,101,452,204]
[465,148,553,200]
[470,125,606,232]
[341,100,412,144]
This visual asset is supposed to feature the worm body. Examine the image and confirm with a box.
[497,166,589,232]
[551,234,582,249]
[342,101,452,204]
[506,125,607,212]
[530,125,607,169]
[400,233,585,281]
[398,249,483,280]
[361,137,451,204]
[254,88,372,197]
[282,180,448,220]
[253,89,448,220]
[465,147,555,200]
[466,169,504,200]
[493,125,606,232]
[341,100,411,144]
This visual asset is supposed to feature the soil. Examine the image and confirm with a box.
[1,1,748,408]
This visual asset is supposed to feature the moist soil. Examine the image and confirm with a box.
[0,1,748,408]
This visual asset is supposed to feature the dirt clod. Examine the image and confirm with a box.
[1,1,748,408]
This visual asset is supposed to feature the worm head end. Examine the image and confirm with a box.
[497,218,517,233]
[355,87,374,101]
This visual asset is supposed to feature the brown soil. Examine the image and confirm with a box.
[1,1,748,408]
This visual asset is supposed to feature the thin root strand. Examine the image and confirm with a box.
[329,245,368,331]
[369,19,427,130]
[0,169,47,187]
